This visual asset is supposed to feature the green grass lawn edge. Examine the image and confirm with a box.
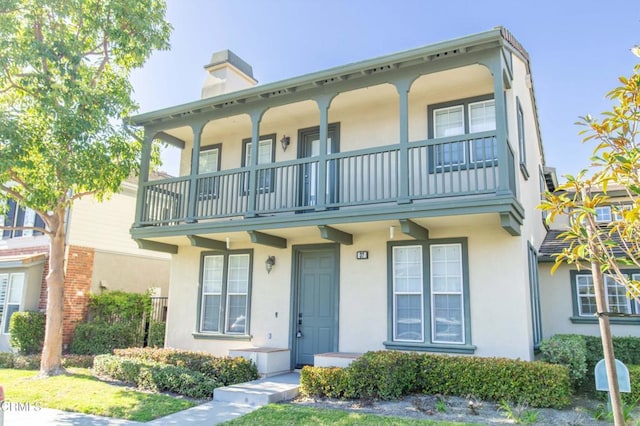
[221,403,472,425]
[0,367,198,422]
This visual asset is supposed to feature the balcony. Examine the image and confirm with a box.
[135,131,520,236]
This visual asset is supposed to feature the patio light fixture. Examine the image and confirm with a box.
[265,256,276,273]
[280,135,290,151]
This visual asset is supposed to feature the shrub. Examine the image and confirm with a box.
[93,354,219,399]
[61,354,95,368]
[583,335,640,371]
[113,347,258,385]
[9,311,45,355]
[343,351,422,400]
[300,351,571,409]
[147,322,166,348]
[624,365,640,405]
[70,321,142,355]
[539,334,587,387]
[0,352,15,368]
[88,291,151,323]
[12,354,41,370]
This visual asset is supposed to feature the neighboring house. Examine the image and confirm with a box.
[128,27,553,374]
[539,186,640,339]
[0,178,171,351]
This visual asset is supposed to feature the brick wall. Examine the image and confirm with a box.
[0,244,95,348]
[62,245,94,346]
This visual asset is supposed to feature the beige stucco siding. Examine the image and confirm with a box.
[165,215,535,360]
[90,250,170,296]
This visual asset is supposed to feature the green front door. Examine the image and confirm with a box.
[293,245,339,367]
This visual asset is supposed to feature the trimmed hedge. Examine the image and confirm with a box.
[625,365,640,405]
[582,335,640,371]
[113,347,258,385]
[0,353,94,370]
[70,321,142,355]
[540,334,587,386]
[93,354,219,399]
[9,311,46,355]
[301,351,571,409]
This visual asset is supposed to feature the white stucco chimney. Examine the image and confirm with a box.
[201,50,257,98]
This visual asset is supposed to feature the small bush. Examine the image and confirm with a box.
[89,291,151,323]
[93,354,219,399]
[9,311,45,355]
[583,335,640,371]
[0,352,15,368]
[300,351,571,409]
[12,354,41,370]
[624,365,640,405]
[147,322,166,348]
[70,321,142,355]
[540,334,587,387]
[113,347,258,385]
[61,354,95,368]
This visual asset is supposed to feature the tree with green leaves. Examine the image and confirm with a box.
[0,0,171,376]
[540,63,640,425]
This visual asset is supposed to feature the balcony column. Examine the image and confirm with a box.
[186,122,205,223]
[246,109,265,218]
[394,78,413,204]
[133,128,156,227]
[487,55,512,195]
[314,95,334,210]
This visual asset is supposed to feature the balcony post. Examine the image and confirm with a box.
[133,128,155,227]
[487,54,511,195]
[246,109,264,218]
[394,78,413,204]
[186,122,205,223]
[315,95,332,210]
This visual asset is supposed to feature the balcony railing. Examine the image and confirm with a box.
[138,131,514,226]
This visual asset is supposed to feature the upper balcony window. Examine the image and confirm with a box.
[430,96,496,168]
[595,206,612,223]
[199,145,221,174]
[242,134,276,193]
[1,199,44,240]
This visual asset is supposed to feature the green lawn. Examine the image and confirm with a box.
[1,367,198,421]
[222,404,471,425]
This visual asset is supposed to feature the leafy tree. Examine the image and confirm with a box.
[0,0,170,376]
[540,63,640,425]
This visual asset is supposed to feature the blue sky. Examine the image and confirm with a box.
[130,0,639,180]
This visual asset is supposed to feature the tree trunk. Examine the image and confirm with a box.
[39,211,66,376]
[583,204,624,424]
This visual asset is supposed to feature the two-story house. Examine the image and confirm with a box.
[0,179,170,351]
[129,27,553,373]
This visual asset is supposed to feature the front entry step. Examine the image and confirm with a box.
[213,372,300,406]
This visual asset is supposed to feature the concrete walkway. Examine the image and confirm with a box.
[2,372,300,425]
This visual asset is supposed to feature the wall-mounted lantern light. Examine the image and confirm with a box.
[280,135,290,151]
[265,256,276,273]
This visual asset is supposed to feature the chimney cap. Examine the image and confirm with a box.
[204,49,254,79]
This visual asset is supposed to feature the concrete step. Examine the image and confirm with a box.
[213,372,300,406]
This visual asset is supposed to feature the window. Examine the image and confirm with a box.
[0,273,24,334]
[429,96,497,169]
[242,135,276,193]
[1,199,45,239]
[528,243,543,348]
[199,251,252,335]
[197,144,221,198]
[387,239,474,353]
[516,97,528,178]
[571,271,640,324]
[595,206,612,223]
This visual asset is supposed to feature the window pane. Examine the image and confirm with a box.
[472,137,497,162]
[433,294,463,343]
[469,100,495,133]
[22,209,36,237]
[431,245,462,292]
[199,148,219,174]
[595,206,612,223]
[201,295,221,332]
[395,294,423,341]
[203,256,224,293]
[7,273,24,304]
[226,295,247,333]
[3,305,20,334]
[605,276,631,314]
[0,274,7,331]
[435,142,465,167]
[576,275,596,315]
[393,246,422,293]
[434,106,464,138]
[227,254,250,293]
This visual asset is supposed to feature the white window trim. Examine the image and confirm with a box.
[576,273,633,316]
[594,206,612,223]
[0,272,25,335]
